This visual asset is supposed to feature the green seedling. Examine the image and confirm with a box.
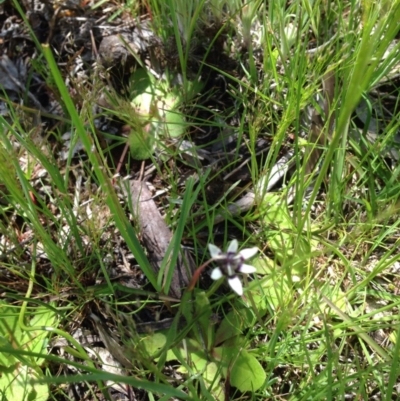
[128,68,203,159]
[0,302,57,401]
[141,289,267,399]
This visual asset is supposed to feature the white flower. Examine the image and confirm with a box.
[208,239,258,296]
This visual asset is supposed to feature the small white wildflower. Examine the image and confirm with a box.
[208,239,258,296]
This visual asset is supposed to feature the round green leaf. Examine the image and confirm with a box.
[142,332,166,357]
[162,110,186,138]
[230,350,265,392]
[128,125,156,160]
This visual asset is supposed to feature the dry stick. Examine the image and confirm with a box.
[125,180,195,298]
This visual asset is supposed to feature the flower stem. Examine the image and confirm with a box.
[187,259,213,291]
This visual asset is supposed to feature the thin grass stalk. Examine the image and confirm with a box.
[0,124,84,287]
[158,177,199,294]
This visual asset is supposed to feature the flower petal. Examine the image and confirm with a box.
[228,276,243,296]
[208,243,222,259]
[227,239,238,254]
[210,267,223,280]
[238,263,257,274]
[239,247,258,260]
